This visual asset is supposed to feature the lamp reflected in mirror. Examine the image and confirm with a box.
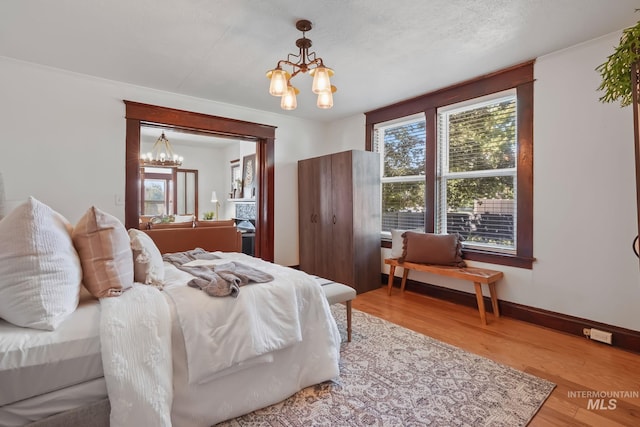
[211,191,220,220]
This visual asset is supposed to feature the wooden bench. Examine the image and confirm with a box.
[384,258,504,325]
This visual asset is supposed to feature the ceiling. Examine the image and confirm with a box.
[140,125,239,149]
[1,0,639,122]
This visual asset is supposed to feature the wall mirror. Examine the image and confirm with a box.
[124,101,276,261]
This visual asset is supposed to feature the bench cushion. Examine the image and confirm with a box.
[313,276,356,304]
[400,231,466,267]
[322,283,357,305]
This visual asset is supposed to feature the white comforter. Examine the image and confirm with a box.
[100,252,341,427]
[164,252,307,384]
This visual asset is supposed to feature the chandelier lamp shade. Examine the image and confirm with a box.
[140,131,184,167]
[267,19,337,110]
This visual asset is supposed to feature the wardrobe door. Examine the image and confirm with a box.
[316,155,334,278]
[298,155,332,277]
[329,151,355,285]
[298,157,319,274]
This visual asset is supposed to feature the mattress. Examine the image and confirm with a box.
[0,290,103,406]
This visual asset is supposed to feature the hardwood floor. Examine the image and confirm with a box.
[352,286,640,426]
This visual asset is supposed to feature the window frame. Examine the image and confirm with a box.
[365,61,534,269]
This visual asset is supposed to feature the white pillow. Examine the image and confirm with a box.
[173,214,194,223]
[129,228,165,287]
[0,197,82,330]
[390,229,406,258]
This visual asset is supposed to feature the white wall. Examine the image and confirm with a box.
[0,57,325,267]
[330,31,640,331]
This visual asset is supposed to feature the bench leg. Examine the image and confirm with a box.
[489,282,500,318]
[400,268,409,292]
[387,265,396,295]
[346,300,352,342]
[474,282,487,326]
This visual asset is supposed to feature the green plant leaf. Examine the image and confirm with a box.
[596,19,640,107]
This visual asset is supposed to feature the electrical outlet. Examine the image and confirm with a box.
[583,328,591,337]
[589,328,612,345]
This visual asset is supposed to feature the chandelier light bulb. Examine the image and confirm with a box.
[311,67,333,94]
[281,85,298,110]
[268,69,288,97]
[317,89,334,109]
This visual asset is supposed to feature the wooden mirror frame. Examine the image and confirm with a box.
[124,101,276,262]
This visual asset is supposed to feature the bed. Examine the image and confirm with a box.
[0,198,341,427]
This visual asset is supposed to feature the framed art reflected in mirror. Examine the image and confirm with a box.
[242,154,256,199]
[230,160,241,199]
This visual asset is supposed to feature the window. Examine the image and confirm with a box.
[374,114,426,233]
[366,61,534,268]
[436,90,517,253]
[141,168,173,216]
[141,167,198,217]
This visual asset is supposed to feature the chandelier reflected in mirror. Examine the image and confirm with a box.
[266,19,337,110]
[140,131,184,167]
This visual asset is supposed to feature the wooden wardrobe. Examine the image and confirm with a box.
[298,150,381,294]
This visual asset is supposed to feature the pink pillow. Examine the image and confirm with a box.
[72,207,134,298]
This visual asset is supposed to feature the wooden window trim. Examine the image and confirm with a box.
[367,61,535,269]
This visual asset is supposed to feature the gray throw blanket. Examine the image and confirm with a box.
[162,248,274,297]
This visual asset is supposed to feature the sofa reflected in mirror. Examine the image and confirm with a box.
[143,221,241,254]
[139,213,196,230]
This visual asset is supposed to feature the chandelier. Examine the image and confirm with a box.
[266,19,336,110]
[140,131,184,167]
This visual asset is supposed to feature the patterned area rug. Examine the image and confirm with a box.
[217,306,555,426]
